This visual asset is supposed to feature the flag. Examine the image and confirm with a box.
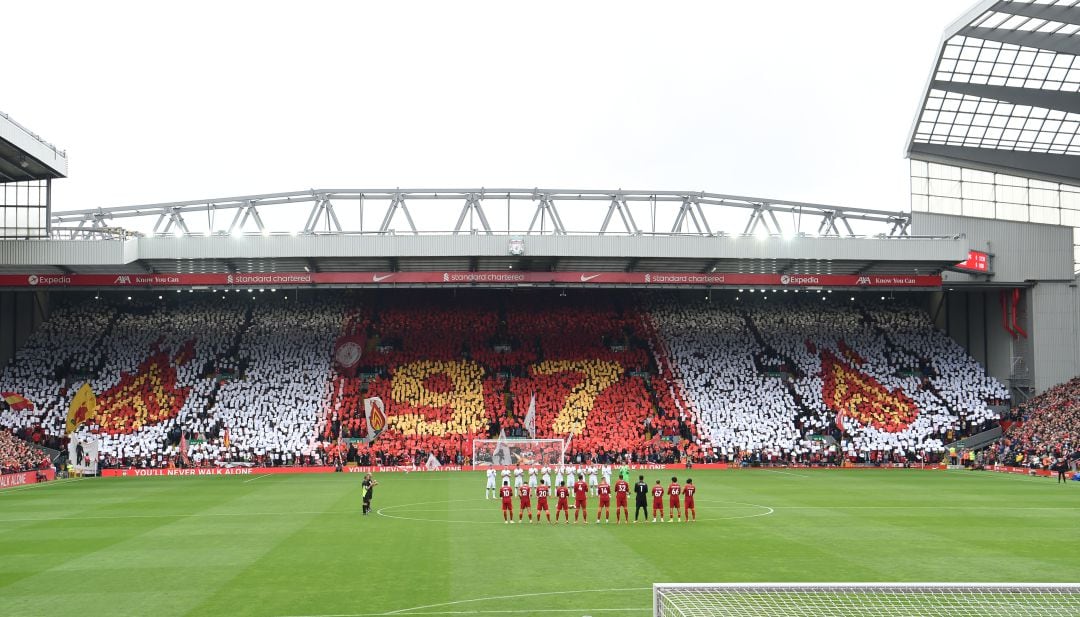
[524,393,536,438]
[333,335,365,377]
[66,383,97,434]
[425,453,442,470]
[179,431,190,466]
[363,396,387,441]
[562,434,572,465]
[2,392,34,412]
[222,428,231,449]
[492,429,513,466]
[835,408,846,433]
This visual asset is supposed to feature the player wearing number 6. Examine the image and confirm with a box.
[555,482,570,524]
[667,477,682,522]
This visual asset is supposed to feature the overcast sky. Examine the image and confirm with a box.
[5,0,974,229]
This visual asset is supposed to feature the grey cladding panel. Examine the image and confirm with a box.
[911,213,1073,283]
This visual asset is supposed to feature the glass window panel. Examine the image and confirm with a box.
[911,194,929,212]
[998,185,1029,204]
[1030,179,1059,191]
[1061,189,1080,210]
[1059,210,1080,226]
[910,160,928,176]
[911,176,929,194]
[929,195,962,215]
[1029,205,1059,224]
[962,199,996,218]
[930,178,962,198]
[963,180,996,201]
[961,167,994,183]
[997,202,1030,221]
[929,162,962,180]
[1030,188,1060,207]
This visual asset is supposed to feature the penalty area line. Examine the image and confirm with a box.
[243,474,273,484]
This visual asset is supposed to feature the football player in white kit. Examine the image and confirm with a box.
[540,464,552,488]
[485,468,498,499]
[513,464,524,487]
[601,464,613,486]
[588,464,599,495]
[527,466,538,488]
[501,467,511,489]
[554,465,565,489]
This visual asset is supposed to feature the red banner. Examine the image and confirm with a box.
[0,468,56,490]
[332,335,365,377]
[0,272,942,289]
[954,250,990,273]
[100,462,730,477]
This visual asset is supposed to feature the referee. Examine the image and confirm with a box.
[634,475,649,523]
[362,473,378,515]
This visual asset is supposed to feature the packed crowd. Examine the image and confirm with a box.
[986,376,1080,469]
[0,430,50,474]
[650,297,1008,461]
[0,292,1009,468]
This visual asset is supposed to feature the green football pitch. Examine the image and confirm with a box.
[1,469,1078,617]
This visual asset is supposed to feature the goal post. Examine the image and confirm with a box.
[652,583,1080,617]
[471,438,565,467]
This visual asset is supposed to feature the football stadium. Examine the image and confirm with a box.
[3,2,1080,616]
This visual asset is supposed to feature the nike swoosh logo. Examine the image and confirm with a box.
[580,274,601,282]
[372,274,394,282]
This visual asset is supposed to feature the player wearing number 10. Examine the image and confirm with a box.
[500,481,514,524]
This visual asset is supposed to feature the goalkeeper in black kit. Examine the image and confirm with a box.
[633,475,649,523]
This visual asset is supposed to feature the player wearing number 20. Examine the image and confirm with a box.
[536,482,552,523]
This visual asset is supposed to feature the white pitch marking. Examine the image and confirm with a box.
[762,469,810,478]
[0,510,358,524]
[274,587,652,617]
[243,474,272,483]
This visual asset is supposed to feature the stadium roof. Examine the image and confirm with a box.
[0,111,68,181]
[907,0,1080,184]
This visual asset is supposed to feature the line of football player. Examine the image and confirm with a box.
[485,466,696,524]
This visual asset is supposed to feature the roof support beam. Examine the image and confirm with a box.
[378,194,418,235]
[453,193,493,235]
[527,195,566,235]
[599,197,641,235]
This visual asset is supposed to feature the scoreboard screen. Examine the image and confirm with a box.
[954,250,990,273]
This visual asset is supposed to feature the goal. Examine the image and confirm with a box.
[652,583,1080,617]
[471,438,565,467]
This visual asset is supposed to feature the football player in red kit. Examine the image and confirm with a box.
[555,482,570,523]
[651,480,664,522]
[667,476,682,522]
[536,482,552,523]
[518,483,533,523]
[596,478,611,523]
[573,474,589,523]
[500,480,514,523]
[683,478,696,522]
[614,475,630,524]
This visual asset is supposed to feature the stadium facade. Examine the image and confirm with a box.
[1,0,1078,402]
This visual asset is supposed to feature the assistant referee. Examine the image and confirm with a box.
[634,475,649,523]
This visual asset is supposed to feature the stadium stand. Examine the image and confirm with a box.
[650,297,1008,462]
[0,292,1008,468]
[0,430,50,474]
[987,377,1080,470]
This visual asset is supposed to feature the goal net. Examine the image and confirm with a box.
[471,438,565,467]
[653,583,1080,617]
